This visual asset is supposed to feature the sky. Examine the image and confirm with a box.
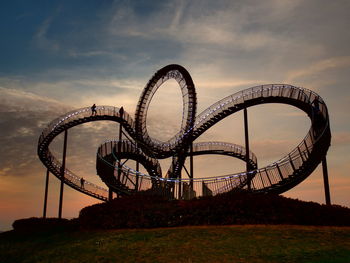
[1,0,350,231]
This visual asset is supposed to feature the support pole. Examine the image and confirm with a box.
[178,181,182,200]
[322,157,331,205]
[117,123,122,181]
[108,188,113,201]
[58,130,68,219]
[43,169,50,218]
[177,157,182,199]
[244,108,251,190]
[190,143,194,189]
[135,161,139,191]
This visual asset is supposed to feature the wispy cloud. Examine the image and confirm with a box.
[34,16,60,52]
[0,87,70,113]
[107,0,300,52]
[286,56,350,83]
[0,87,71,179]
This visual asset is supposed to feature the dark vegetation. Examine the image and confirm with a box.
[12,217,77,233]
[78,191,350,229]
[10,191,350,232]
[3,192,350,262]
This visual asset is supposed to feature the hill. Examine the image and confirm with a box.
[3,192,350,262]
[78,191,350,229]
[1,225,350,263]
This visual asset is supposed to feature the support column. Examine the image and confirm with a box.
[244,108,251,190]
[178,181,182,200]
[117,123,123,181]
[189,143,194,189]
[43,169,50,218]
[322,157,331,205]
[177,157,182,199]
[135,161,139,191]
[58,130,68,219]
[108,188,113,201]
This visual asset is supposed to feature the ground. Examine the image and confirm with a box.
[1,225,350,263]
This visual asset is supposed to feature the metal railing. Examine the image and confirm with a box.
[38,83,330,200]
[43,150,109,200]
[38,106,136,200]
[95,84,330,197]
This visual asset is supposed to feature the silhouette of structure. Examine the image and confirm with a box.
[38,64,331,218]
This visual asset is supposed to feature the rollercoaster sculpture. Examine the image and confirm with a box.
[38,64,331,213]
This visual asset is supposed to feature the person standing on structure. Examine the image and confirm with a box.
[80,177,85,189]
[311,96,323,137]
[91,104,97,116]
[312,96,320,113]
[119,106,124,117]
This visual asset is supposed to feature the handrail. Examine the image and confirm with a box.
[96,84,330,196]
[38,65,331,200]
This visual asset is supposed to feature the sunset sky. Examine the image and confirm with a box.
[1,0,350,231]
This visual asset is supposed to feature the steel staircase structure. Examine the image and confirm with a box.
[38,65,331,201]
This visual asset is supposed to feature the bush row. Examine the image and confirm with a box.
[12,217,77,233]
[78,191,350,229]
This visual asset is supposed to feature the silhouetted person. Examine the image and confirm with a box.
[311,96,323,137]
[91,104,97,116]
[80,177,85,189]
[119,106,124,117]
[312,96,320,113]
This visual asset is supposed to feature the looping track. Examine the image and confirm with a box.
[38,64,331,201]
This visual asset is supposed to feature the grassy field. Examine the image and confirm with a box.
[1,225,350,263]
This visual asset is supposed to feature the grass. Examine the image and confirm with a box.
[1,225,350,263]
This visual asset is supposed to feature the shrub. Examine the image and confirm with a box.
[12,217,77,233]
[78,191,350,229]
